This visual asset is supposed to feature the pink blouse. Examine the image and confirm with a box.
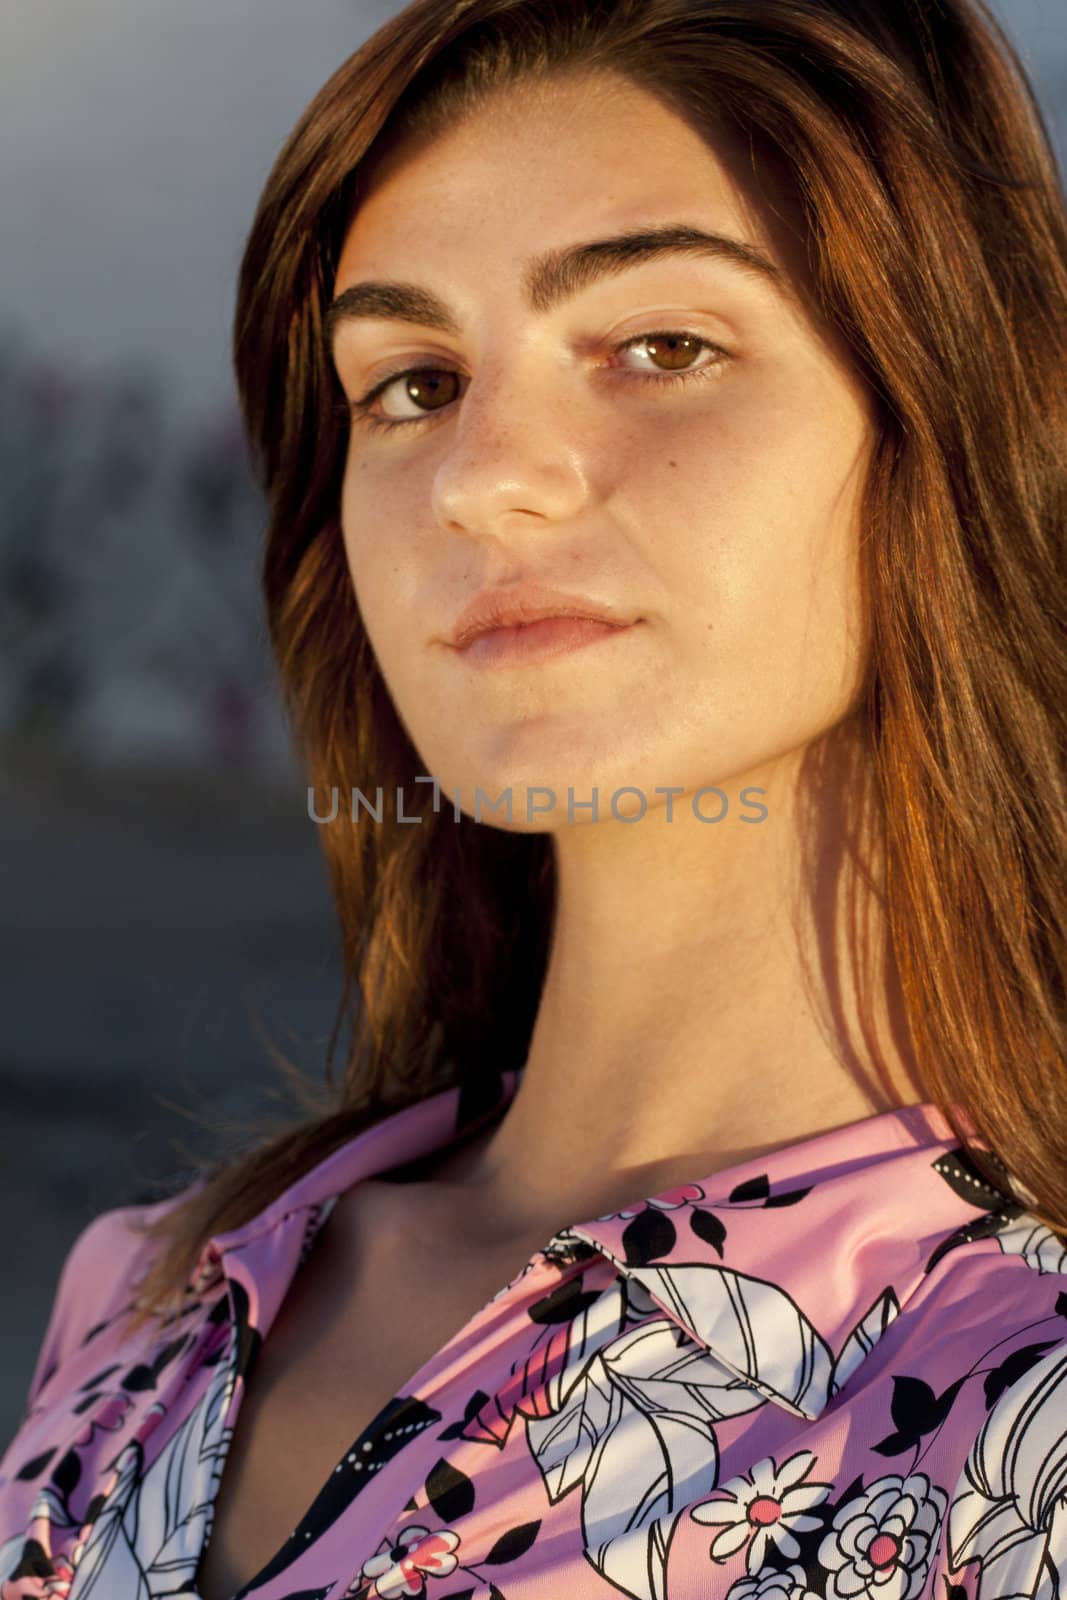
[2,1066,1066,1600]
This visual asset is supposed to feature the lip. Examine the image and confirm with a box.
[447,583,640,650]
[459,613,640,668]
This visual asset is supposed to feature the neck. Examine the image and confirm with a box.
[431,716,923,1246]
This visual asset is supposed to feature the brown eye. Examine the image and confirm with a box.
[395,370,460,414]
[641,333,703,370]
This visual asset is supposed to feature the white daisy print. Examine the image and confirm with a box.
[691,1450,832,1573]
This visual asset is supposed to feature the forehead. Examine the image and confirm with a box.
[337,71,778,275]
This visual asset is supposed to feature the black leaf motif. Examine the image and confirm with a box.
[689,1208,726,1256]
[7,1539,54,1581]
[621,1208,677,1265]
[438,1590,476,1600]
[943,1582,968,1600]
[440,1387,492,1439]
[275,1589,336,1599]
[924,1209,1022,1274]
[151,1334,192,1375]
[528,1277,604,1325]
[890,1375,938,1433]
[78,1364,121,1392]
[729,1174,770,1203]
[1056,1291,1067,1319]
[51,1448,81,1498]
[464,1388,490,1420]
[764,1186,813,1208]
[489,1587,507,1600]
[119,1333,192,1395]
[403,1496,418,1511]
[119,1361,159,1392]
[871,1429,917,1457]
[873,1373,966,1453]
[484,1520,541,1564]
[425,1457,476,1522]
[983,1341,1059,1410]
[14,1447,56,1482]
[82,1492,107,1526]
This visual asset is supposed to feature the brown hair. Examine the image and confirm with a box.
[126,0,1067,1334]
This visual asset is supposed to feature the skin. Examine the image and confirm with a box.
[328,69,922,1257]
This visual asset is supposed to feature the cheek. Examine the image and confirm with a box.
[642,375,866,567]
[340,461,409,609]
[621,382,868,706]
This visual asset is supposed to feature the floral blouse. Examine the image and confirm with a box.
[3,1066,1067,1600]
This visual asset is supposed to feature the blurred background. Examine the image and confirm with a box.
[1,0,1065,1441]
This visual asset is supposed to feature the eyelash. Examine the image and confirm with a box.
[337,330,730,436]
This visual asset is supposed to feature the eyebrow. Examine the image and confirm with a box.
[323,223,782,356]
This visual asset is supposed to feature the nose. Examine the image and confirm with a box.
[430,356,592,542]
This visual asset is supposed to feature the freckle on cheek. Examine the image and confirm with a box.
[668,460,677,468]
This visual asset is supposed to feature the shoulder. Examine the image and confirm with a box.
[26,1178,205,1411]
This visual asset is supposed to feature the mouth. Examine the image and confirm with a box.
[453,614,642,669]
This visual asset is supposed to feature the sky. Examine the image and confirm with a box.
[2,0,1065,428]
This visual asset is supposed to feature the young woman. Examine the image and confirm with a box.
[3,1,1066,1596]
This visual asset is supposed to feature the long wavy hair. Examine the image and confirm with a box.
[126,0,1067,1334]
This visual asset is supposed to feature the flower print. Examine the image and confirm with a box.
[358,1525,461,1598]
[596,1181,707,1222]
[692,1451,831,1572]
[817,1473,947,1600]
[726,1564,821,1600]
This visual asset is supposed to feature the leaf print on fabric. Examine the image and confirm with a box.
[55,1435,148,1599]
[946,1344,1067,1600]
[994,1218,1067,1277]
[621,1263,834,1419]
[689,1209,727,1258]
[595,1183,708,1223]
[872,1374,968,1458]
[620,1210,679,1268]
[726,1175,813,1209]
[982,1341,1060,1411]
[828,1289,901,1401]
[67,1360,233,1596]
[483,1520,540,1564]
[424,1460,475,1524]
[817,1472,948,1600]
[526,1315,768,1600]
[691,1451,831,1573]
[449,1267,627,1456]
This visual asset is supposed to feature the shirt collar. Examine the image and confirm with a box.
[551,1104,1017,1421]
[195,1069,1017,1422]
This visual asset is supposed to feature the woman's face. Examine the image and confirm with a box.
[330,71,875,829]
